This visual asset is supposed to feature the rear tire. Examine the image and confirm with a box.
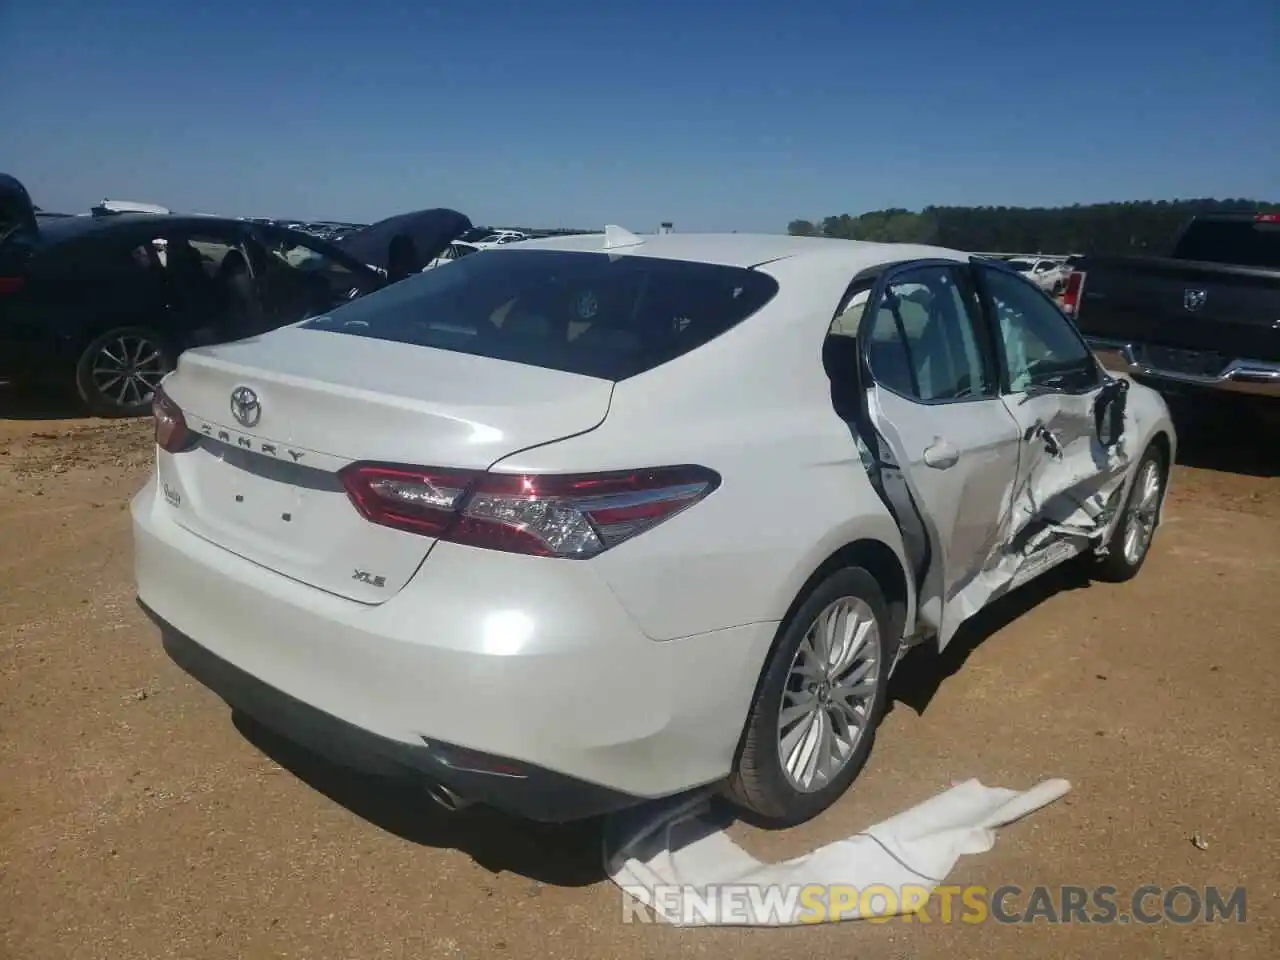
[1093,444,1165,582]
[74,326,175,418]
[727,567,892,827]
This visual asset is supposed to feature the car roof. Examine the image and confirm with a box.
[33,213,237,244]
[510,231,970,273]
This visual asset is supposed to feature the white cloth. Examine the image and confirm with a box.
[605,778,1071,926]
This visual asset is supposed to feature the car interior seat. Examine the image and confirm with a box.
[215,249,259,334]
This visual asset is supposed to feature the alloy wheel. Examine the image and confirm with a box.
[777,596,881,793]
[1122,460,1162,565]
[91,334,166,410]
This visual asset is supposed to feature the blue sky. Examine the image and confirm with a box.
[2,0,1276,230]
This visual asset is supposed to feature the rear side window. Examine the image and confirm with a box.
[864,265,995,402]
[1173,219,1280,269]
[301,249,780,380]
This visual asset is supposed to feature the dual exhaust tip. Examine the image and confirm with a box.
[424,780,471,813]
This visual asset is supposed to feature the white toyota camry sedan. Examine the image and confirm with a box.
[132,228,1175,826]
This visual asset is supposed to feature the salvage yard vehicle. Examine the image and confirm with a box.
[335,208,473,281]
[132,228,1176,826]
[0,212,383,416]
[424,240,481,271]
[1063,212,1280,402]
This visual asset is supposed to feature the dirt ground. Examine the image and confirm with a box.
[1,390,1277,960]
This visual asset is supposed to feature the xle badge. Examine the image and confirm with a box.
[353,569,387,588]
[162,483,181,507]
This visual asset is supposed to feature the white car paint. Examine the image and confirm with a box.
[423,241,480,270]
[1017,257,1070,293]
[132,231,1175,818]
[469,230,529,250]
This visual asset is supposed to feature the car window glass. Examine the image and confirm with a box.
[265,237,352,275]
[864,266,994,402]
[980,265,1097,392]
[299,248,779,380]
[829,286,872,338]
[44,238,162,289]
[259,234,361,296]
[158,232,241,286]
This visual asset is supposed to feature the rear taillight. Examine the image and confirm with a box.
[1060,270,1086,317]
[339,463,721,558]
[0,276,23,295]
[338,465,474,537]
[1256,213,1280,223]
[152,385,193,453]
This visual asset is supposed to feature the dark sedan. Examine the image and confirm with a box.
[1,214,384,416]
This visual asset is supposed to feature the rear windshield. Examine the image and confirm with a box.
[1172,219,1280,269]
[300,248,780,380]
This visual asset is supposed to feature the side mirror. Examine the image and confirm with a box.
[1094,377,1129,448]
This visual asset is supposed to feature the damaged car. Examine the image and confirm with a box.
[0,208,384,416]
[131,228,1175,826]
[335,208,473,283]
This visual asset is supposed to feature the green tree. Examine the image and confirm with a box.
[789,199,1280,254]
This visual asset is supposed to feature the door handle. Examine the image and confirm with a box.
[923,438,960,469]
[1027,423,1064,459]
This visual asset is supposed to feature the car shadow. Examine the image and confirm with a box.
[1165,394,1279,478]
[888,559,1094,717]
[0,384,94,421]
[230,711,609,887]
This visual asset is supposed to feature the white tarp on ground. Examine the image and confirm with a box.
[605,778,1071,926]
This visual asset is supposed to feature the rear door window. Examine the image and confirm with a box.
[301,249,780,380]
[864,265,996,402]
[258,232,365,294]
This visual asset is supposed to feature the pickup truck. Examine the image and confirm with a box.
[1061,213,1280,400]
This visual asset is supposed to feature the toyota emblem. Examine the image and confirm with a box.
[230,386,262,428]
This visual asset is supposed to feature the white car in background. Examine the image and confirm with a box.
[470,229,529,249]
[133,229,1175,825]
[423,240,481,270]
[1007,256,1070,294]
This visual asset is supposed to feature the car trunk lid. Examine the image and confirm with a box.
[158,326,613,602]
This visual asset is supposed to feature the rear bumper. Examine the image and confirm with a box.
[1087,338,1280,398]
[131,476,776,820]
[146,607,642,820]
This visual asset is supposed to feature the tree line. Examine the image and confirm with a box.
[786,199,1280,255]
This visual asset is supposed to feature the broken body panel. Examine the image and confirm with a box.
[843,259,1173,650]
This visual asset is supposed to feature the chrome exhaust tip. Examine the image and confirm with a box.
[424,781,471,813]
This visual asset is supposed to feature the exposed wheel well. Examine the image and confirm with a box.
[729,538,912,773]
[1147,430,1174,509]
[1149,430,1172,474]
[781,540,910,654]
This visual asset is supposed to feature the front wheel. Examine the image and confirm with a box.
[1093,445,1166,582]
[727,567,891,827]
[74,326,175,417]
